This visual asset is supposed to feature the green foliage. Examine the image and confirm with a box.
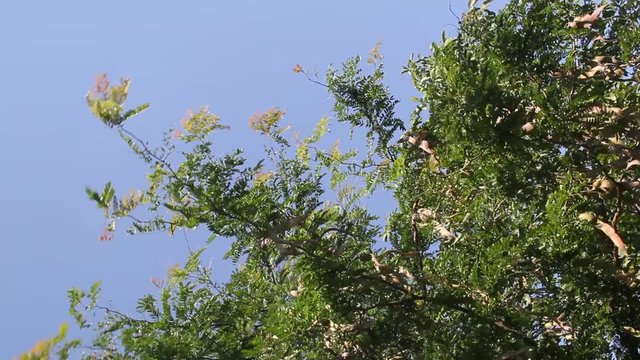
[68,282,101,330]
[16,323,77,360]
[327,56,405,157]
[85,182,114,214]
[85,73,149,127]
[296,116,329,166]
[34,1,640,358]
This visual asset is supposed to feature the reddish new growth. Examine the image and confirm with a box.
[151,277,164,288]
[249,107,286,133]
[292,64,303,73]
[99,227,112,241]
[180,109,195,129]
[91,73,109,97]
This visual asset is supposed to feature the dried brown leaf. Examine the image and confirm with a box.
[434,223,455,240]
[521,122,535,132]
[594,55,617,64]
[582,64,606,78]
[626,159,640,169]
[592,34,615,43]
[417,208,436,222]
[595,220,628,257]
[620,181,640,191]
[568,4,607,28]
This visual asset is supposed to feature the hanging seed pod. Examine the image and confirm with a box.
[579,212,628,257]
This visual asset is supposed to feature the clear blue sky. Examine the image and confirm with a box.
[0,1,504,356]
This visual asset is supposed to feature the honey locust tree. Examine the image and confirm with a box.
[45,0,640,359]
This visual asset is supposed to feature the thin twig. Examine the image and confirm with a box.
[182,228,193,254]
[449,0,461,23]
[95,305,150,324]
[118,125,180,179]
[300,69,328,88]
[612,182,622,228]
[126,214,176,226]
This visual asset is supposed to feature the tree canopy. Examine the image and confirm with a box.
[20,0,640,359]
